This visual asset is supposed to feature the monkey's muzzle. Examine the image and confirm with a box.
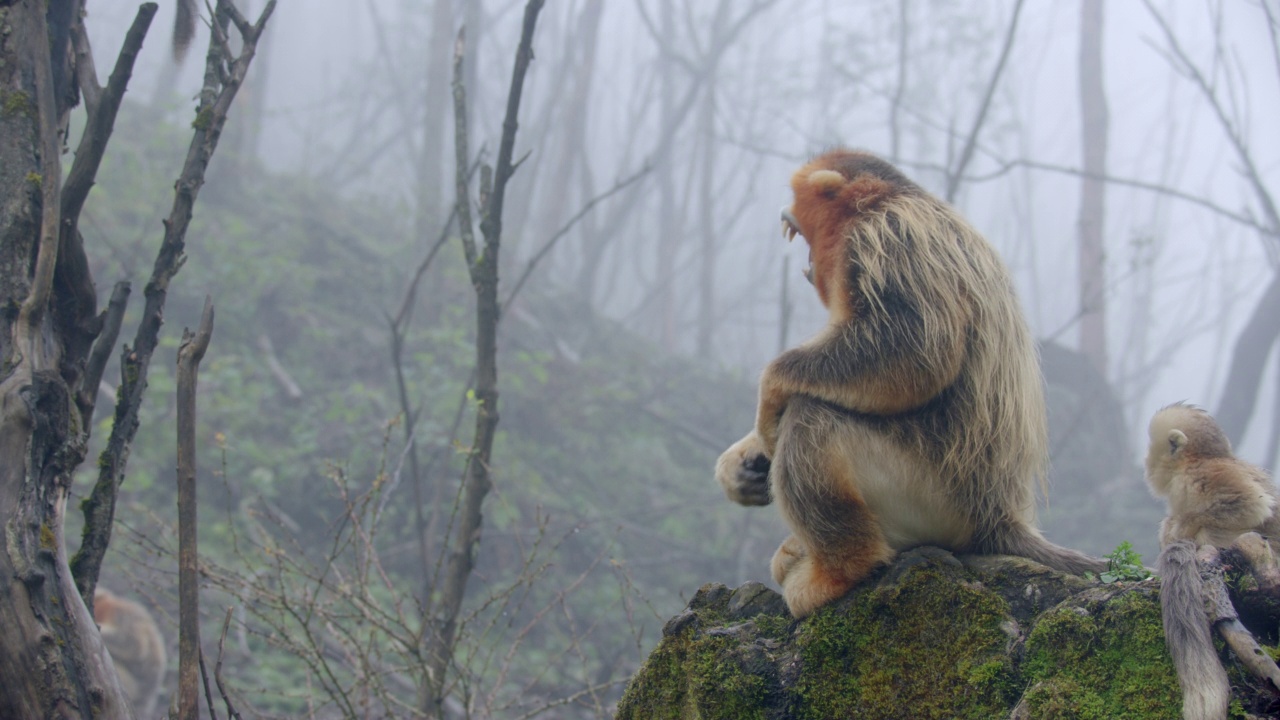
[781,208,814,285]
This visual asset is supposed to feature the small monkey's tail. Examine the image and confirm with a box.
[987,524,1107,576]
[1158,541,1231,720]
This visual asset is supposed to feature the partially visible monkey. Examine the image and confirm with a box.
[174,0,197,61]
[95,588,167,718]
[715,148,1104,619]
[1145,402,1280,720]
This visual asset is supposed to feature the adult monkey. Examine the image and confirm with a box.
[716,149,1105,618]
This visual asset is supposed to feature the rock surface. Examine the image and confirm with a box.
[616,547,1279,719]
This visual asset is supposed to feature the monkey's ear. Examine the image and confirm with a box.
[806,170,845,196]
[1167,429,1188,456]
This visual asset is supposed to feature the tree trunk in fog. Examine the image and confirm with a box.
[1215,271,1280,447]
[0,1,133,715]
[656,0,679,351]
[417,0,455,232]
[534,0,602,285]
[695,78,718,359]
[1077,0,1109,376]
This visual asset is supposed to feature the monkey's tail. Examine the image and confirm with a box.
[173,0,197,62]
[1158,540,1231,720]
[987,525,1107,576]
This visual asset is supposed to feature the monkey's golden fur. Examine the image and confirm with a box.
[95,588,167,717]
[1145,402,1280,548]
[717,149,1103,618]
[1144,403,1279,720]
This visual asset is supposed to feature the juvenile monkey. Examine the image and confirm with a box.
[1145,403,1279,719]
[95,588,167,717]
[716,149,1104,618]
[1145,402,1280,548]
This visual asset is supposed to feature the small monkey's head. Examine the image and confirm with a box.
[1145,403,1234,494]
[782,149,915,309]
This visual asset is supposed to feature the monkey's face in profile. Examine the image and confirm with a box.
[781,150,914,310]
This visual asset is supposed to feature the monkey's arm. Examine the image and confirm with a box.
[755,291,968,452]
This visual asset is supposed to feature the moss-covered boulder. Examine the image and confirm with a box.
[617,547,1275,719]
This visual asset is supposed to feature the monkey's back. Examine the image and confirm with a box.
[841,191,1048,537]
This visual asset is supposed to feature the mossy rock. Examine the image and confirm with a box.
[617,548,1275,719]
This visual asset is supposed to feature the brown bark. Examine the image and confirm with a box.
[0,2,149,716]
[176,298,214,720]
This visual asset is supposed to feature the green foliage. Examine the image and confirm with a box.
[1089,541,1152,584]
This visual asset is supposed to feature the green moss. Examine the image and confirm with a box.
[615,623,773,720]
[192,106,215,131]
[1,89,31,117]
[39,523,56,551]
[793,567,1016,720]
[1021,589,1180,719]
[26,171,41,190]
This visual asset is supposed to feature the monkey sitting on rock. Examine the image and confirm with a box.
[1145,402,1280,720]
[1145,402,1280,548]
[715,148,1104,619]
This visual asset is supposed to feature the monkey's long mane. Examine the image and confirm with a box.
[846,191,1049,531]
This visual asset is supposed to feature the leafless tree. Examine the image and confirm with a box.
[0,0,273,715]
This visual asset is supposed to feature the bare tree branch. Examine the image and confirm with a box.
[1143,0,1280,255]
[504,163,651,309]
[77,280,131,429]
[943,0,1026,202]
[424,3,545,716]
[71,0,277,606]
[62,4,156,231]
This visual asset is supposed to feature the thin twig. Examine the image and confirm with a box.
[503,163,651,309]
[215,607,243,720]
[943,0,1026,202]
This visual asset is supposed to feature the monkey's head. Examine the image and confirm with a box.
[782,149,916,311]
[1145,403,1234,489]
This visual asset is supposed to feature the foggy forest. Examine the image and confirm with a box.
[3,0,1280,717]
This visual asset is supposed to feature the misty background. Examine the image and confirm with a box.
[66,0,1280,715]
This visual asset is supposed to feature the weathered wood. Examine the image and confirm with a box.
[176,297,214,719]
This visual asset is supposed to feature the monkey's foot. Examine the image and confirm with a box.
[716,433,772,506]
[779,544,893,618]
[781,558,860,619]
[770,534,805,585]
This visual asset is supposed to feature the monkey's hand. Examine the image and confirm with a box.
[716,432,772,506]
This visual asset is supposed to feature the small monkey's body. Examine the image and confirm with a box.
[717,149,1102,618]
[1143,403,1278,720]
